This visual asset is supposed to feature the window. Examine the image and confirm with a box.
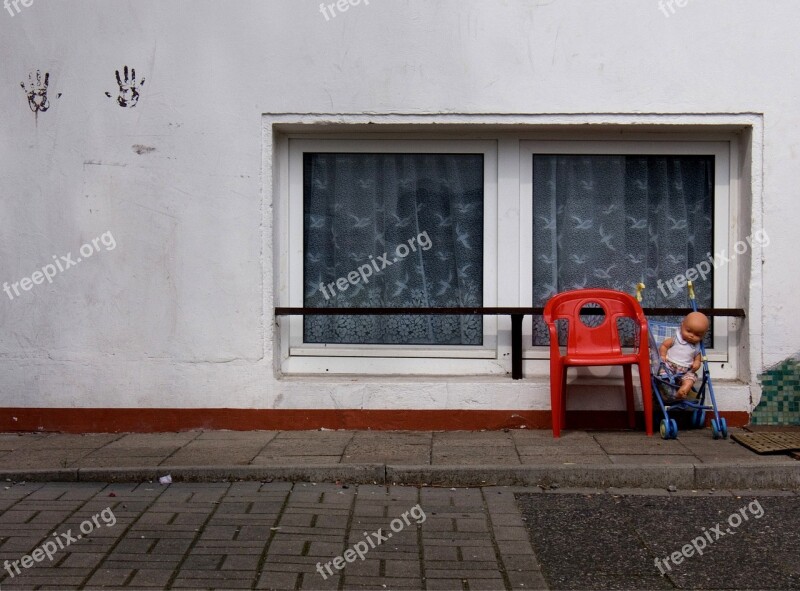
[277,133,737,378]
[303,152,484,346]
[530,154,714,345]
[282,139,499,374]
[520,141,732,368]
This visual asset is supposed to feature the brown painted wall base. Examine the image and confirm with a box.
[0,408,751,433]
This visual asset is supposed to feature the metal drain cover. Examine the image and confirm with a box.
[732,432,800,454]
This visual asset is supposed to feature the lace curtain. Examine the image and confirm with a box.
[531,155,714,346]
[303,153,484,345]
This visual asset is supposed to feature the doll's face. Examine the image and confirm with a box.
[681,313,709,345]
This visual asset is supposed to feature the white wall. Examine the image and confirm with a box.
[0,0,797,414]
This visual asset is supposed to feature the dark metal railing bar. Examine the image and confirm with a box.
[274,306,746,380]
[275,307,745,317]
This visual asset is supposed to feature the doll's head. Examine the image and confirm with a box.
[681,312,709,345]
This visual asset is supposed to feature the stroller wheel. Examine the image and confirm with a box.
[719,417,728,439]
[659,419,669,440]
[692,409,706,428]
[711,419,721,440]
[660,418,678,439]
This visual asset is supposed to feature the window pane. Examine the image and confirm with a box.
[303,153,484,345]
[531,155,714,346]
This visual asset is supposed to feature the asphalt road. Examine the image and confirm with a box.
[517,491,800,590]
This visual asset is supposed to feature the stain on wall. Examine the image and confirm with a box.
[132,145,156,155]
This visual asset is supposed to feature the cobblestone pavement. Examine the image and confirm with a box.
[0,481,547,590]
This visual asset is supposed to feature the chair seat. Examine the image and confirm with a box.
[559,353,640,366]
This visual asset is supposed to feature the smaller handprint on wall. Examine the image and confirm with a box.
[105,66,145,108]
[20,70,52,113]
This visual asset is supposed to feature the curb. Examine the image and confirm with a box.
[386,465,697,488]
[693,462,800,489]
[1,462,798,489]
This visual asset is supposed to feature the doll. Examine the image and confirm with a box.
[658,311,709,399]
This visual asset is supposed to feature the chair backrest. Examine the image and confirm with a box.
[542,288,648,357]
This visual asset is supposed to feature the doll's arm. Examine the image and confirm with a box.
[690,352,702,372]
[659,338,673,361]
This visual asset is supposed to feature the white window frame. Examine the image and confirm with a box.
[274,130,741,380]
[518,140,737,380]
[279,138,500,376]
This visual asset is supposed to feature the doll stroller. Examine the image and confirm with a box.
[640,281,727,440]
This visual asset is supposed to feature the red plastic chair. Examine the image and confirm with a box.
[543,289,653,438]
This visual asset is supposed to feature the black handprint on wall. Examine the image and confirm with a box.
[105,66,145,108]
[20,70,51,113]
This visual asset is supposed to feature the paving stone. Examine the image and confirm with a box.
[257,570,299,589]
[338,557,381,577]
[251,455,343,465]
[593,432,694,455]
[426,568,507,579]
[298,573,339,589]
[112,538,157,553]
[608,454,696,464]
[172,576,252,588]
[237,525,274,541]
[502,554,542,571]
[496,540,537,555]
[465,577,507,589]
[222,553,262,570]
[127,568,174,587]
[106,552,184,568]
[425,579,468,590]
[151,538,194,554]
[307,541,345,556]
[58,552,107,568]
[519,454,612,464]
[455,517,489,532]
[2,574,86,587]
[423,545,459,561]
[267,538,307,555]
[86,567,134,586]
[344,575,424,588]
[194,541,263,555]
[461,546,498,561]
[182,553,224,570]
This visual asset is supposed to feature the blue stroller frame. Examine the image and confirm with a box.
[643,282,728,440]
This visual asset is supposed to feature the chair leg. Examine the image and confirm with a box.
[551,361,563,438]
[561,368,568,430]
[638,360,654,436]
[623,365,635,429]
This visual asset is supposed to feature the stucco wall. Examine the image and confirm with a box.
[0,0,797,416]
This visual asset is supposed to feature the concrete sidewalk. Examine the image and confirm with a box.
[1,429,798,489]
